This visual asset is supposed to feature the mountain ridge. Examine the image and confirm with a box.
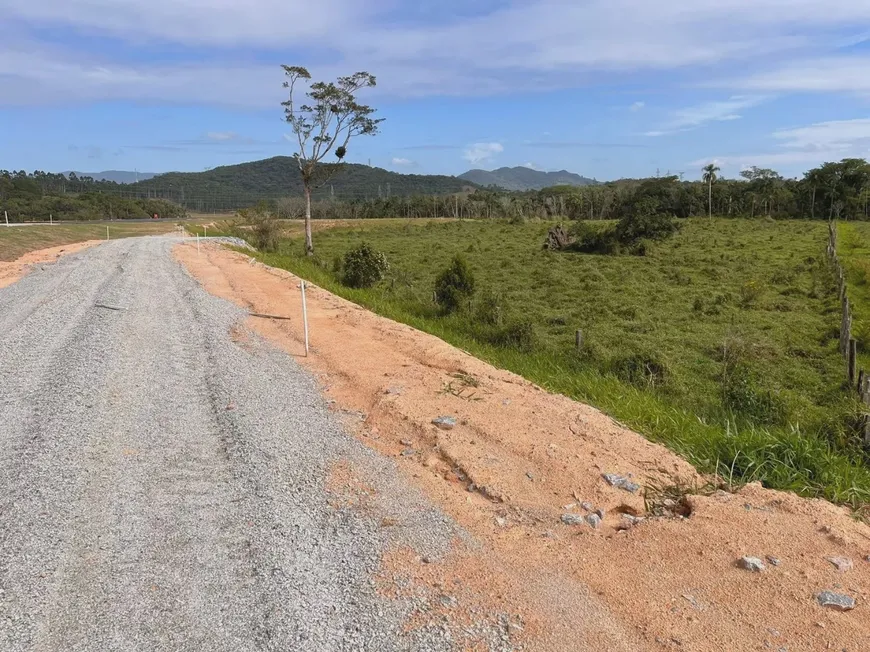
[459,166,598,191]
[65,170,159,184]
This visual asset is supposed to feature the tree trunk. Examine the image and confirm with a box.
[811,186,816,219]
[304,182,314,256]
[708,179,713,218]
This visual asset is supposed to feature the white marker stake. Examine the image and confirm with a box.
[301,280,310,357]
[204,225,208,238]
[4,211,8,227]
[106,226,110,241]
[49,213,53,225]
[196,233,200,255]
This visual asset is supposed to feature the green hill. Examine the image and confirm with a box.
[459,166,598,191]
[125,157,476,211]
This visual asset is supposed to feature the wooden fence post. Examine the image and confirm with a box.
[849,339,857,387]
[575,330,583,351]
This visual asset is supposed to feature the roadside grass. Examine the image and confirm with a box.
[0,222,182,261]
[239,218,870,508]
[184,217,453,239]
[837,222,870,374]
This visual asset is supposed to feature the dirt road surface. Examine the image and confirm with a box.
[175,241,870,652]
[0,237,518,651]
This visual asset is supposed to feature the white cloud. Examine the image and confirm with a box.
[5,1,870,105]
[728,56,870,94]
[689,118,870,170]
[522,162,541,170]
[630,101,645,112]
[391,157,414,166]
[647,96,768,136]
[207,131,237,141]
[463,142,504,165]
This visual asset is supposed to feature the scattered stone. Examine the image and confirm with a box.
[400,439,412,446]
[439,595,458,608]
[602,473,640,493]
[495,516,507,528]
[825,556,854,572]
[525,472,535,481]
[622,514,644,526]
[585,513,602,529]
[561,513,584,526]
[865,555,870,563]
[401,448,416,457]
[816,591,856,611]
[432,416,457,430]
[384,386,403,395]
[581,502,595,512]
[594,508,606,519]
[766,556,782,567]
[421,556,432,564]
[737,556,766,573]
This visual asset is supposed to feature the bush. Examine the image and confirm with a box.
[739,280,764,307]
[474,289,504,326]
[613,212,681,247]
[434,255,476,313]
[612,353,669,388]
[488,319,537,352]
[342,243,390,288]
[570,213,679,255]
[238,205,281,252]
[722,364,786,425]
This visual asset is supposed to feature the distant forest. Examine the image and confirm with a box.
[2,157,870,222]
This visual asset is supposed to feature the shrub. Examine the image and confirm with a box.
[570,213,679,255]
[613,212,681,247]
[612,353,669,388]
[434,255,476,313]
[739,280,764,307]
[342,243,390,289]
[722,364,786,425]
[488,319,537,352]
[238,205,281,252]
[474,289,504,326]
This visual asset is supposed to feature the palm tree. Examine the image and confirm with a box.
[702,163,720,218]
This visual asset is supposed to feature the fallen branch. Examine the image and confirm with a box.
[249,312,292,321]
[94,304,125,311]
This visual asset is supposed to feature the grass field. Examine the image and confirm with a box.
[0,222,184,261]
[837,222,870,374]
[241,217,870,508]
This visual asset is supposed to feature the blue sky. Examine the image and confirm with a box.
[2,0,870,181]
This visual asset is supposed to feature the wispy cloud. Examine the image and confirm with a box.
[396,144,461,151]
[207,131,237,141]
[646,95,768,136]
[725,55,870,95]
[463,142,504,164]
[4,1,870,105]
[630,101,645,112]
[689,118,870,170]
[391,157,414,166]
[523,140,648,149]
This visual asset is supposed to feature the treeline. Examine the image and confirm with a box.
[4,157,870,222]
[263,158,870,222]
[0,171,186,221]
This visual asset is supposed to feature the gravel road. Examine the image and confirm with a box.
[0,237,506,652]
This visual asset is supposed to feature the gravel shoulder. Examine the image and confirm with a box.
[176,241,870,652]
[0,236,522,651]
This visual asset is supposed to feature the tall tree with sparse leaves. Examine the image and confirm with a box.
[281,65,383,255]
[702,163,720,218]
